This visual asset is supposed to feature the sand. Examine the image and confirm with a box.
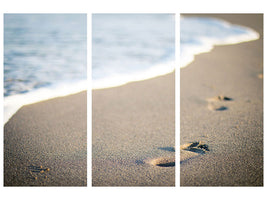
[4,91,87,186]
[92,72,175,186]
[180,14,263,186]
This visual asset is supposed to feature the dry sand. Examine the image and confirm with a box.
[92,72,175,186]
[180,14,263,186]
[4,91,87,186]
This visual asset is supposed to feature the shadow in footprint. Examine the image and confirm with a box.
[208,104,228,111]
[214,106,227,111]
[156,162,175,167]
[149,157,175,167]
[158,147,175,152]
[136,158,175,167]
[140,147,175,168]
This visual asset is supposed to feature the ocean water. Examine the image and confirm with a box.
[180,16,259,68]
[4,15,258,124]
[4,14,87,123]
[92,14,175,89]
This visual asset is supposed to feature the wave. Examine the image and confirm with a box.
[92,60,175,89]
[4,80,87,124]
[180,16,259,68]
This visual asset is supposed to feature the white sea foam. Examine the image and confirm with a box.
[180,16,260,68]
[4,80,87,124]
[93,61,175,89]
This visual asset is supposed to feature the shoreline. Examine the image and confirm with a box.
[180,15,260,69]
[4,91,87,186]
[92,61,175,90]
[180,14,263,186]
[4,80,87,124]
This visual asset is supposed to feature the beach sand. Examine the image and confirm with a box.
[92,72,175,186]
[180,14,263,186]
[4,91,87,186]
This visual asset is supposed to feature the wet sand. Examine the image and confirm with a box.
[180,14,263,186]
[92,72,175,186]
[4,91,87,186]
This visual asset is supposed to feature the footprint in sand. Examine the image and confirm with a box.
[208,104,228,111]
[144,147,175,167]
[207,95,233,102]
[27,165,51,180]
[207,95,233,111]
[149,157,175,167]
[180,141,209,163]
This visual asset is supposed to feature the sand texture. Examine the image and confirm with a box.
[92,72,175,186]
[180,14,263,186]
[4,91,87,186]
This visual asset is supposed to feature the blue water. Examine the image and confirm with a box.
[92,14,175,89]
[4,14,87,123]
[180,16,259,68]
